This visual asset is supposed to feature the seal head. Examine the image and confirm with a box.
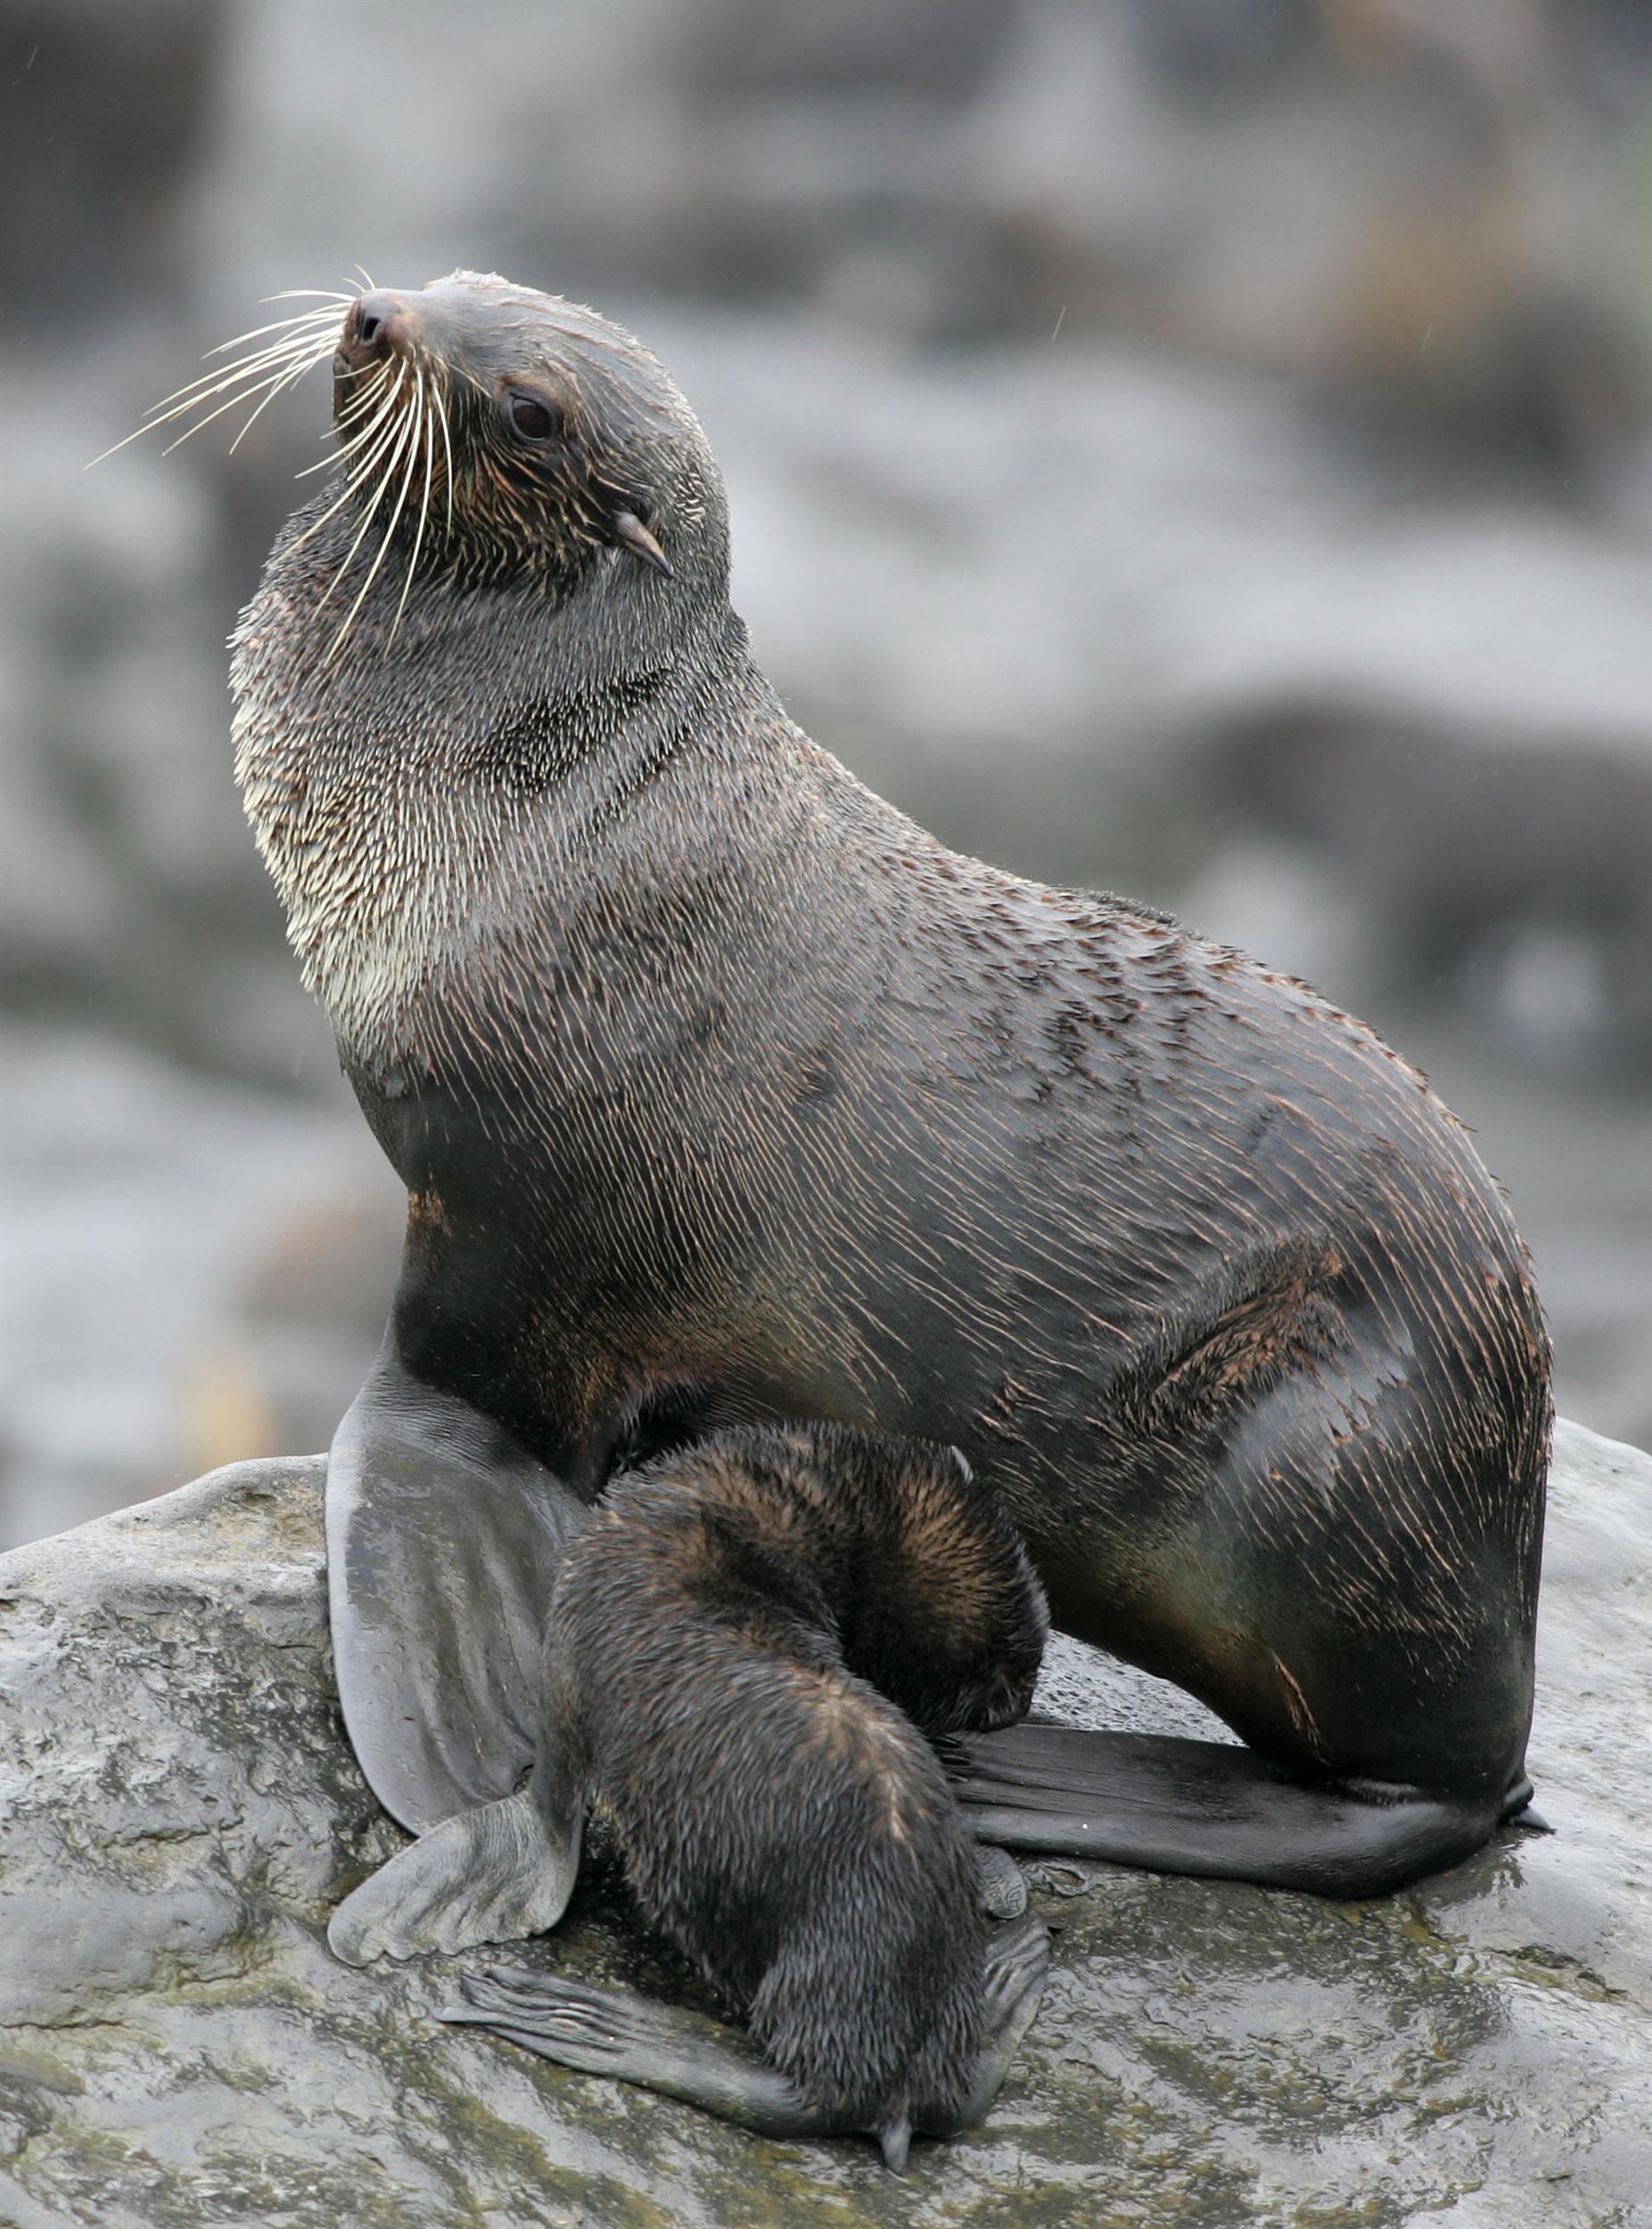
[332,272,707,602]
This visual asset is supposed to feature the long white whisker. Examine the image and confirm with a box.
[311,371,415,598]
[283,450,396,554]
[87,286,354,472]
[332,398,419,609]
[291,365,399,481]
[387,366,437,648]
[137,328,334,424]
[335,365,395,426]
[428,370,456,533]
[324,391,422,654]
[284,374,399,521]
[284,373,408,559]
[332,370,403,458]
[226,347,326,455]
[86,332,336,466]
[193,323,339,382]
[295,442,356,481]
[157,340,336,455]
[164,329,341,411]
[201,304,343,359]
[325,390,394,458]
[335,443,421,657]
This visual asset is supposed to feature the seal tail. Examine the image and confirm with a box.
[944,1724,1522,1899]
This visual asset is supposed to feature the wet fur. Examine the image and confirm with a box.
[537,1424,1048,2134]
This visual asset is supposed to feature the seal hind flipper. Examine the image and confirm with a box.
[947,1724,1508,1899]
[328,1337,588,1833]
[328,1789,581,1967]
[439,1912,1051,2165]
[949,1912,1051,2130]
[439,1969,832,2142]
[973,1839,1029,1920]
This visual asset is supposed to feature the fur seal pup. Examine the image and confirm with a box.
[431,1422,1049,2168]
[224,272,1549,1951]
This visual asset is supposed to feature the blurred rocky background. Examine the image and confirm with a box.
[2,0,1649,1549]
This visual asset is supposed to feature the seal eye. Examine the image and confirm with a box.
[506,391,561,443]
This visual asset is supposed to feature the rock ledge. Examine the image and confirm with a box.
[1,1421,1648,2228]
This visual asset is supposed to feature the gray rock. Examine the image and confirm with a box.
[1,1419,1648,2227]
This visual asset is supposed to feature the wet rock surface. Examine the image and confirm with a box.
[0,1418,1648,2229]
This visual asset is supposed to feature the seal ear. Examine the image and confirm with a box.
[612,508,673,578]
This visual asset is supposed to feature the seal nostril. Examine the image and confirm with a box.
[349,292,403,357]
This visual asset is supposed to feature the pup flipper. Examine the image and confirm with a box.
[949,1912,1051,2129]
[439,1969,826,2139]
[440,1917,1052,2167]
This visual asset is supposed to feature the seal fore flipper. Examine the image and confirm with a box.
[329,1789,582,1966]
[438,1913,1051,2168]
[328,1335,588,1833]
[946,1723,1509,1899]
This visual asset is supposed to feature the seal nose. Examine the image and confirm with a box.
[339,291,412,372]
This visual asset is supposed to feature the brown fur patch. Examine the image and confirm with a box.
[785,1663,921,1852]
[406,1187,451,1235]
[1271,1652,1327,1765]
[1148,1241,1345,1429]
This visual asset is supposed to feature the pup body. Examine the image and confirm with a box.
[470,1424,1049,2162]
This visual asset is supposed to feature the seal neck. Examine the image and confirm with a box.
[266,481,727,703]
[232,538,770,1077]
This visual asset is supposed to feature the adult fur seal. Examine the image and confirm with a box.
[228,273,1550,1954]
[429,1422,1049,2167]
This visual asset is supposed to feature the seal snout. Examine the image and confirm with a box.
[338,290,414,373]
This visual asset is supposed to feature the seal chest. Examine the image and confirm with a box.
[233,604,552,1070]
